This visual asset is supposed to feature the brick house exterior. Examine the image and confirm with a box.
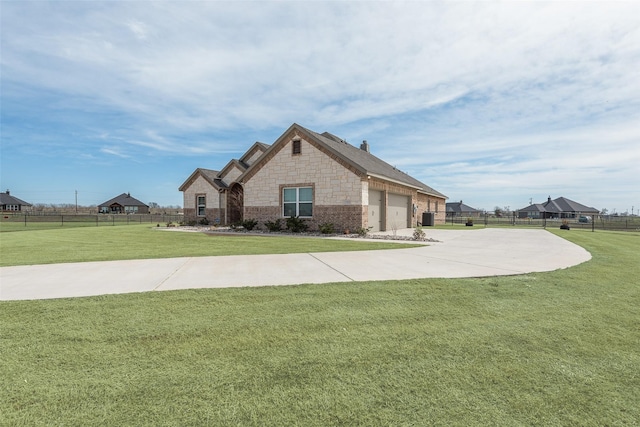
[180,124,447,231]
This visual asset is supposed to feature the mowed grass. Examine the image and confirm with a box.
[1,230,639,425]
[0,224,419,267]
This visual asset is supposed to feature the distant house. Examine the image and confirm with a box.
[180,123,447,231]
[518,196,599,219]
[98,193,149,214]
[1,190,32,212]
[446,200,482,218]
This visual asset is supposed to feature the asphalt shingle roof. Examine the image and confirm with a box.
[446,201,480,214]
[99,193,148,207]
[519,197,599,214]
[0,192,31,206]
[303,125,446,198]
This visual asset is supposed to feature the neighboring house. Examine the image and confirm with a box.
[1,190,32,212]
[180,123,447,232]
[446,200,482,218]
[518,196,599,219]
[98,193,149,214]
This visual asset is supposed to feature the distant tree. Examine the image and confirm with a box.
[494,206,504,217]
[601,208,608,215]
[149,202,160,209]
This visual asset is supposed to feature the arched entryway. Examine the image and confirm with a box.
[228,183,244,225]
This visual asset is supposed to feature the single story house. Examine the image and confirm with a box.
[98,193,149,214]
[180,123,447,232]
[518,196,599,219]
[1,190,32,212]
[446,200,482,218]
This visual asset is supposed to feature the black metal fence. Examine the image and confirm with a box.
[446,214,640,232]
[0,213,184,231]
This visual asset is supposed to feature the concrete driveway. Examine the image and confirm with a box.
[0,228,591,301]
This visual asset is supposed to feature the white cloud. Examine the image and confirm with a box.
[1,1,638,209]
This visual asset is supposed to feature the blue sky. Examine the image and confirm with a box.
[2,1,639,214]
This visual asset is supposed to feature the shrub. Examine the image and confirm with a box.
[286,217,308,233]
[241,219,258,231]
[319,222,335,234]
[199,217,210,226]
[355,227,370,237]
[264,219,282,232]
[412,226,426,240]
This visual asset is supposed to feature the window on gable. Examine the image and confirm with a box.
[292,139,301,155]
[283,187,313,217]
[197,195,206,216]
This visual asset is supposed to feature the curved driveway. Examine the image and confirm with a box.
[0,228,591,301]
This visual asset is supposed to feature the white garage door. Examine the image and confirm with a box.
[387,193,410,230]
[368,190,383,232]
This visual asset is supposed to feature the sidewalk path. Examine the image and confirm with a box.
[0,228,591,301]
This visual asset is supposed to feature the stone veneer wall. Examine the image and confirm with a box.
[220,164,243,185]
[243,134,365,232]
[182,175,221,223]
[243,148,264,165]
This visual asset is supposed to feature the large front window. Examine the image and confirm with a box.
[197,195,206,216]
[283,187,312,217]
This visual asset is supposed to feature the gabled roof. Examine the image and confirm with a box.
[518,197,599,214]
[180,143,271,192]
[543,197,598,214]
[219,159,247,181]
[98,193,148,208]
[178,168,225,191]
[239,142,270,166]
[519,203,547,213]
[0,191,32,206]
[240,123,447,198]
[446,201,480,214]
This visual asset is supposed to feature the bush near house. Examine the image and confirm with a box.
[286,216,308,233]
[264,219,283,232]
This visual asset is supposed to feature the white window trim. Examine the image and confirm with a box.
[282,186,313,218]
[196,195,206,217]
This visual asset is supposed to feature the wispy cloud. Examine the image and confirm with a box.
[100,147,130,159]
[1,1,638,209]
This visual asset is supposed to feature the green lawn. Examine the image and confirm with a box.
[1,230,638,425]
[0,224,419,267]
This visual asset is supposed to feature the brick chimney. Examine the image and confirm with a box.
[360,140,370,152]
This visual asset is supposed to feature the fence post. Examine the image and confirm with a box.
[61,215,64,226]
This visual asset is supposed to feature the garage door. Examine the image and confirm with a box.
[368,190,383,232]
[387,193,410,230]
